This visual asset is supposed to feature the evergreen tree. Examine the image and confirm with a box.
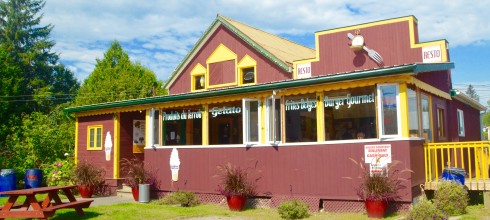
[465,84,479,102]
[0,0,79,113]
[0,0,78,159]
[75,41,166,106]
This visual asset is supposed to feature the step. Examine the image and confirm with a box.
[116,185,135,199]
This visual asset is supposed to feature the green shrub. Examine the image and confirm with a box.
[277,199,310,219]
[433,180,469,216]
[42,158,76,186]
[405,198,446,220]
[152,191,199,207]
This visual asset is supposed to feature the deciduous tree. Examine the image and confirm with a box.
[74,41,166,106]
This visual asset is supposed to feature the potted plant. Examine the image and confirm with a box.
[349,158,409,218]
[74,162,104,198]
[216,163,256,211]
[121,158,157,201]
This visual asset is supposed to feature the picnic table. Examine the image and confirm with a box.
[0,185,93,220]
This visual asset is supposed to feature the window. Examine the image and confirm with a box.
[209,101,242,145]
[190,63,207,91]
[194,75,205,90]
[437,107,445,138]
[421,93,432,142]
[266,96,281,144]
[87,125,103,150]
[377,84,401,137]
[241,67,255,84]
[243,99,260,144]
[457,109,465,137]
[407,88,420,137]
[152,109,160,146]
[163,106,203,146]
[324,87,376,140]
[285,93,317,142]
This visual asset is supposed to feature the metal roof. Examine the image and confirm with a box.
[65,62,454,114]
[164,14,315,90]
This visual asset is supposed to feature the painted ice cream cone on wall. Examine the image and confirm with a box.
[105,131,112,161]
[170,148,180,181]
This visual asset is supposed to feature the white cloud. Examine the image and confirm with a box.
[41,0,490,83]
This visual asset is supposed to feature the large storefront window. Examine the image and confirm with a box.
[285,93,317,142]
[243,99,260,144]
[209,101,242,145]
[324,87,376,140]
[407,88,420,137]
[266,97,281,144]
[377,84,400,137]
[163,106,202,145]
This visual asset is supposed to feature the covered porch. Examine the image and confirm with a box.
[424,141,490,190]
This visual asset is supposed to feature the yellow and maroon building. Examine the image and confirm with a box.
[65,15,485,211]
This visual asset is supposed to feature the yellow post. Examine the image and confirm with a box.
[399,83,409,137]
[316,92,325,142]
[202,105,209,145]
[74,118,79,165]
[113,113,120,179]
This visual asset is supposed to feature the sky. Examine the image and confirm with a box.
[41,0,490,107]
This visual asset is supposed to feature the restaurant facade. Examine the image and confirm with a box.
[65,15,485,211]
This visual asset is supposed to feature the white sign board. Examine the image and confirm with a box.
[296,63,312,79]
[370,163,387,176]
[422,45,442,63]
[364,144,392,164]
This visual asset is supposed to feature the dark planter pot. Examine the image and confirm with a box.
[365,199,388,218]
[78,185,95,198]
[226,195,247,211]
[131,187,139,201]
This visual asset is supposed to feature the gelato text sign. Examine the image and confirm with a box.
[210,106,241,117]
[364,144,392,163]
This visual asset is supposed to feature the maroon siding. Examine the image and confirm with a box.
[448,99,482,142]
[169,25,290,95]
[415,70,452,93]
[311,21,423,76]
[209,60,235,86]
[146,140,424,203]
[77,114,114,179]
[119,112,145,168]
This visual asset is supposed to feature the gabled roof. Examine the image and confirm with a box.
[66,62,454,114]
[164,14,316,90]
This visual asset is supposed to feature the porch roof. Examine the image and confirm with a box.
[65,62,454,115]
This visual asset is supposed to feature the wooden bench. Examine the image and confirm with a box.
[42,200,93,218]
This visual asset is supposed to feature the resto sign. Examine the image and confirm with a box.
[296,63,312,79]
[422,45,442,63]
[364,144,392,163]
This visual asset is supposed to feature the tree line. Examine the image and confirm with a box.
[0,0,166,172]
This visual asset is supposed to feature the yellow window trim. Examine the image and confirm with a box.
[206,44,238,88]
[238,55,257,86]
[75,118,79,164]
[87,125,103,150]
[191,63,207,92]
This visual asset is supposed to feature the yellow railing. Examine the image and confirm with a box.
[424,141,490,184]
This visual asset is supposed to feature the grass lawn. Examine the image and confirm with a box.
[2,197,490,219]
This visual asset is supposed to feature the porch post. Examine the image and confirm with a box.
[113,113,120,178]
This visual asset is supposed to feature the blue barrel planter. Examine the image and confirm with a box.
[0,169,16,197]
[24,168,43,189]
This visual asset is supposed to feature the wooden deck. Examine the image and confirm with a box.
[425,179,490,190]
